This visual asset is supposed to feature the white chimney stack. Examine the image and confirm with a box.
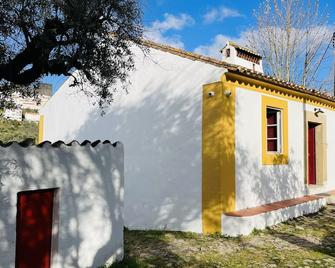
[221,41,263,73]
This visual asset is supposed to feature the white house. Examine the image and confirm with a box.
[39,39,335,236]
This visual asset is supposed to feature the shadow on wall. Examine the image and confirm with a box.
[0,143,123,268]
[61,74,305,233]
[68,73,207,232]
[236,143,304,210]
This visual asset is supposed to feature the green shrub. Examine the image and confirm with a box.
[0,119,38,143]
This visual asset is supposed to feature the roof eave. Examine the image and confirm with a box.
[225,69,335,106]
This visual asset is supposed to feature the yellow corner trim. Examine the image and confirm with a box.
[38,115,44,144]
[202,82,224,234]
[221,76,236,214]
[262,96,288,165]
[202,75,236,234]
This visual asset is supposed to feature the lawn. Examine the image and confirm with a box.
[109,204,335,268]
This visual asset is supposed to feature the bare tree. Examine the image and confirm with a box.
[246,0,332,90]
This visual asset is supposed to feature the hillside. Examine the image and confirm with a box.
[0,119,38,143]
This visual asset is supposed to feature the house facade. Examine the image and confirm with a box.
[39,40,335,235]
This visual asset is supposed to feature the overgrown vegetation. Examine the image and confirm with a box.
[0,118,38,143]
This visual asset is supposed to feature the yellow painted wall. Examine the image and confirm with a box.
[38,115,44,144]
[202,76,236,234]
[202,70,335,234]
[221,78,236,214]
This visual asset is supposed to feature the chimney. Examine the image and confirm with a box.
[221,41,263,73]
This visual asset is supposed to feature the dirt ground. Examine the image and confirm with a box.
[110,204,335,268]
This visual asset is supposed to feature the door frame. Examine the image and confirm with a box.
[15,188,59,268]
[308,122,317,184]
[304,110,327,185]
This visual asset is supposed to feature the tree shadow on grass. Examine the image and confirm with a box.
[110,230,188,268]
[108,229,248,268]
[267,204,335,258]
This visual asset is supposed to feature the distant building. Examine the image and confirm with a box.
[3,83,52,122]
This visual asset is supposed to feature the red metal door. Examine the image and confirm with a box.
[308,123,316,185]
[15,189,55,268]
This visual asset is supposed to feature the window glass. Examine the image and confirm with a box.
[266,108,281,153]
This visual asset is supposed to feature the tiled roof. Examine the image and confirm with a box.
[141,39,335,104]
[0,139,119,148]
[227,66,335,103]
[141,39,226,67]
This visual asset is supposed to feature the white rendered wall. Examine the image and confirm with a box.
[221,45,263,73]
[235,88,305,210]
[41,46,224,233]
[235,88,335,210]
[0,142,124,268]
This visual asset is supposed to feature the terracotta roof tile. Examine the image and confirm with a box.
[141,39,335,104]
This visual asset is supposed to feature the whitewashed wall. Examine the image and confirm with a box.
[221,44,263,73]
[0,141,124,268]
[41,46,224,233]
[235,87,335,210]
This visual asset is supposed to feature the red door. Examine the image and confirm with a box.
[308,123,317,184]
[15,189,55,268]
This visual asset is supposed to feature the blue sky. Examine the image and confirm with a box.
[43,0,335,93]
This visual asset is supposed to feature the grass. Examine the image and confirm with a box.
[109,204,335,268]
[0,118,38,143]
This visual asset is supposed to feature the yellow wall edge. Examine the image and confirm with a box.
[202,82,223,234]
[38,115,44,144]
[221,76,236,213]
[202,75,236,234]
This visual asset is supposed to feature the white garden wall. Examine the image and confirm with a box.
[0,140,124,268]
[41,46,224,233]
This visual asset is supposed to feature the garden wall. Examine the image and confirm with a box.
[0,140,124,268]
